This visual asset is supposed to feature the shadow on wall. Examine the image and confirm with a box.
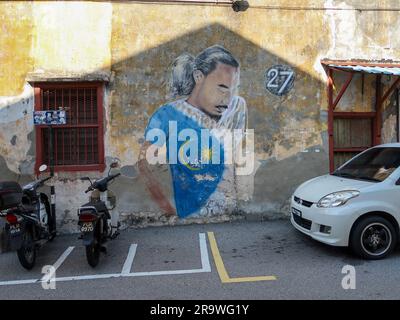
[109,23,326,151]
[0,22,328,221]
[108,22,329,216]
[0,90,36,183]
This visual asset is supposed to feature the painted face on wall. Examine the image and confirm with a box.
[192,63,238,119]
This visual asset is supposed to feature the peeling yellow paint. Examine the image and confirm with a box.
[31,2,112,73]
[0,2,34,95]
[1,1,400,222]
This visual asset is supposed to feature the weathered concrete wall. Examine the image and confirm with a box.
[324,0,400,61]
[0,0,399,233]
[381,87,399,144]
[109,1,330,224]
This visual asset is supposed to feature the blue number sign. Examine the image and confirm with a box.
[265,65,295,96]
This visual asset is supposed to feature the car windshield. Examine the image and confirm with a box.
[332,147,400,182]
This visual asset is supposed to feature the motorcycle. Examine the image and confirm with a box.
[78,161,121,267]
[0,164,56,270]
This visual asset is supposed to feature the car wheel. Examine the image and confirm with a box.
[350,215,397,260]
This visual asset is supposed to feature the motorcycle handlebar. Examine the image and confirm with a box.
[41,176,52,184]
[85,186,93,194]
[28,175,52,190]
[84,173,120,194]
[107,173,121,182]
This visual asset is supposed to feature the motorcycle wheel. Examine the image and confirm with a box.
[85,242,100,268]
[48,231,56,242]
[17,229,36,270]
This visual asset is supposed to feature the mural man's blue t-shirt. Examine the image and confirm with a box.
[144,100,225,218]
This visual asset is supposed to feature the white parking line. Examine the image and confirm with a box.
[41,246,75,283]
[52,247,75,270]
[0,233,211,286]
[0,279,39,286]
[53,233,211,281]
[0,247,75,287]
[47,273,122,282]
[199,233,211,272]
[125,268,207,277]
[121,244,137,275]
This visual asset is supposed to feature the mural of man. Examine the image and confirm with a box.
[138,45,248,218]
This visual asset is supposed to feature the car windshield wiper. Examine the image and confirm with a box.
[332,172,357,179]
[356,176,381,183]
[333,172,381,182]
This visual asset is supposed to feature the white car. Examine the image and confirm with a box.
[291,143,400,260]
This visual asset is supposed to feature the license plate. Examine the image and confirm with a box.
[291,207,302,217]
[9,224,21,235]
[81,222,94,232]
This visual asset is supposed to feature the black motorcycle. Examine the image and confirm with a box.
[0,165,55,270]
[78,161,121,267]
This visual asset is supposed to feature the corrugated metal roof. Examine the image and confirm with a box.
[328,64,400,76]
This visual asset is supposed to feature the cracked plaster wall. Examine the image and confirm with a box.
[0,1,399,233]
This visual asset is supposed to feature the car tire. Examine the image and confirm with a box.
[350,215,397,260]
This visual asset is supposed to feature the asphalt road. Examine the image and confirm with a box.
[0,219,399,300]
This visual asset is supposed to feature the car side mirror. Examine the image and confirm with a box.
[396,177,400,185]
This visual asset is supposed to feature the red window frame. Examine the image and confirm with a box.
[33,82,105,173]
[322,60,400,172]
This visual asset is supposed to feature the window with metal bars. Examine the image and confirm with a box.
[33,82,105,173]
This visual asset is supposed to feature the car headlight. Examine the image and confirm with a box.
[317,190,360,208]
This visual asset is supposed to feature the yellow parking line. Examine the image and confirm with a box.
[207,232,277,283]
[207,232,230,282]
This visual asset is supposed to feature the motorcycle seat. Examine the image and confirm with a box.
[81,201,110,219]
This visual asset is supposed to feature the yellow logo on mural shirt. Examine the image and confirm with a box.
[179,141,213,171]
